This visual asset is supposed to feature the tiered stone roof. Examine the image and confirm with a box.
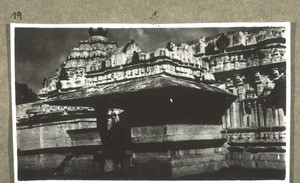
[37,27,286,99]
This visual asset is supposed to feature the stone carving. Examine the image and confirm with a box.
[225,130,286,143]
[247,34,257,45]
[226,78,234,88]
[233,31,247,46]
[166,42,177,52]
[224,55,230,63]
[216,34,230,50]
[88,27,108,37]
[252,57,260,67]
[271,48,282,63]
[234,60,240,69]
[42,78,48,88]
[235,74,245,85]
[246,87,257,99]
[254,71,262,82]
[197,37,207,54]
[215,57,223,72]
[210,66,216,72]
[264,29,275,40]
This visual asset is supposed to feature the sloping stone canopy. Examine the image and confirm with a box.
[45,73,237,126]
[46,73,236,107]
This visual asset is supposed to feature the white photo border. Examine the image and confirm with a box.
[10,22,291,183]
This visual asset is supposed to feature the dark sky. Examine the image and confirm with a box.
[15,27,244,92]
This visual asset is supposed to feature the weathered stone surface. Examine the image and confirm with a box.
[226,152,286,171]
[256,161,285,170]
[17,119,97,151]
[229,152,285,162]
[131,151,171,178]
[170,153,226,166]
[256,152,285,161]
[130,164,172,178]
[131,149,228,178]
[66,155,95,176]
[200,147,223,154]
[18,153,68,172]
[165,124,222,141]
[171,161,228,178]
[133,151,170,159]
[131,125,166,143]
[241,160,257,169]
[67,129,101,146]
[131,124,222,143]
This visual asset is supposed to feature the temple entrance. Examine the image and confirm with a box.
[105,108,130,153]
[94,107,131,177]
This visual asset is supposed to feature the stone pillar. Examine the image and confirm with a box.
[278,108,285,126]
[266,108,274,126]
[254,72,265,127]
[236,78,245,128]
[242,102,248,128]
[255,73,263,96]
[237,84,245,101]
[257,104,265,127]
[225,108,231,128]
[253,100,259,127]
[234,101,240,128]
[273,108,279,126]
[244,99,253,128]
[226,78,234,128]
[230,101,236,128]
[222,115,227,129]
[250,101,256,127]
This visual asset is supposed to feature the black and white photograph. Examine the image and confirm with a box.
[11,23,291,182]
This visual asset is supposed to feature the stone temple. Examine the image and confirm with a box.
[16,27,287,180]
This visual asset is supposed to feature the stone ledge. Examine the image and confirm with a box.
[229,152,285,162]
[221,126,286,133]
[131,124,223,143]
[171,160,229,178]
[228,160,285,170]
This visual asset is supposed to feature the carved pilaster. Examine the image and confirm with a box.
[235,74,245,101]
[225,78,234,128]
[245,100,252,127]
[253,100,259,127]
[273,108,279,126]
[266,108,274,126]
[254,71,263,95]
[278,108,285,126]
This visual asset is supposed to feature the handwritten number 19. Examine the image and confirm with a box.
[11,12,22,20]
